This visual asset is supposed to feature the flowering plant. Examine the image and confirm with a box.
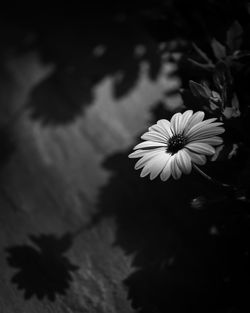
[125,4,250,312]
[129,19,250,204]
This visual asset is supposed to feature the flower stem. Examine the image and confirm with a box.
[193,164,236,192]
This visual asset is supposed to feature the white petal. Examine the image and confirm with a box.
[193,136,223,146]
[129,147,165,158]
[141,131,168,143]
[160,157,173,181]
[186,142,215,155]
[149,153,171,180]
[129,150,146,159]
[157,119,171,129]
[148,124,172,138]
[179,110,193,132]
[188,127,225,141]
[176,150,192,174]
[200,117,218,124]
[134,150,162,170]
[186,149,206,165]
[148,124,166,136]
[148,124,165,134]
[170,112,182,135]
[186,121,223,139]
[133,141,167,150]
[139,152,168,178]
[156,119,173,137]
[140,165,152,177]
[171,155,182,179]
[184,111,205,134]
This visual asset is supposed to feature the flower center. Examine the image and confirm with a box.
[167,134,187,154]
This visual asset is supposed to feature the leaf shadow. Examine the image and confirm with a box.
[23,19,161,125]
[6,233,78,301]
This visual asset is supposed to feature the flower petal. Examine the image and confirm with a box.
[139,152,169,178]
[179,110,193,132]
[171,155,182,179]
[186,149,206,165]
[148,124,169,137]
[186,121,223,139]
[160,157,173,181]
[176,149,192,174]
[141,131,169,143]
[170,112,182,135]
[148,120,172,138]
[155,119,173,138]
[134,150,163,170]
[184,111,205,134]
[148,153,171,180]
[194,136,223,146]
[157,119,171,129]
[140,165,152,177]
[128,147,166,158]
[186,142,215,155]
[200,117,218,124]
[133,141,167,150]
[188,127,225,141]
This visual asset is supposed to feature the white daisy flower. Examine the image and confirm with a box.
[129,110,225,181]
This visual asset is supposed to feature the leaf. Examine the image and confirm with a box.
[213,61,233,94]
[227,21,243,53]
[211,143,239,161]
[189,80,211,98]
[231,93,241,117]
[211,38,226,60]
[211,144,224,161]
[233,50,250,60]
[222,93,240,119]
[201,81,212,95]
[192,43,213,64]
[209,90,222,111]
[223,107,234,119]
[228,143,239,159]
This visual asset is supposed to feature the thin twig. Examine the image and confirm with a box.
[193,164,236,192]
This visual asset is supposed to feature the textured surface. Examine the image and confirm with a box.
[0,25,179,312]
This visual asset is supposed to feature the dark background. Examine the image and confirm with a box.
[0,1,250,312]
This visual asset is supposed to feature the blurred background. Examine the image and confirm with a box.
[0,1,250,312]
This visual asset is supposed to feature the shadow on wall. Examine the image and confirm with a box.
[95,102,250,313]
[6,233,78,301]
[21,19,162,125]
[0,126,16,168]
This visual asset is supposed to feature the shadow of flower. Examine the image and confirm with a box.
[6,233,78,301]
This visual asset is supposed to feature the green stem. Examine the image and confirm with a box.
[193,164,235,192]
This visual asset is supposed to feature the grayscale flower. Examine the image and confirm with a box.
[129,110,224,181]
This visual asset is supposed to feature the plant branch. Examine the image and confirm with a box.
[193,164,236,193]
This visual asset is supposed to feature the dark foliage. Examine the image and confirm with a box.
[97,140,250,313]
